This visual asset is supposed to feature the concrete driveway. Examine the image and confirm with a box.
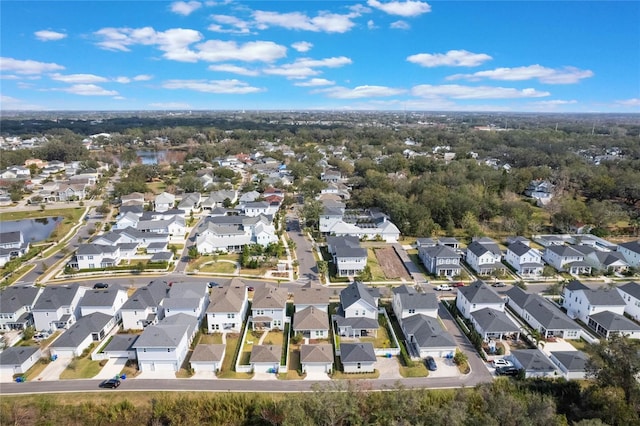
[136,370,177,379]
[97,357,128,380]
[253,371,278,380]
[376,356,402,380]
[304,371,330,381]
[35,356,73,381]
[192,371,217,379]
[540,339,577,356]
[427,357,461,378]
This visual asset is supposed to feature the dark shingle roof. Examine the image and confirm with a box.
[589,311,640,332]
[470,308,520,334]
[0,286,42,313]
[457,281,503,305]
[340,342,376,363]
[619,282,640,300]
[508,241,534,257]
[402,314,457,349]
[0,346,40,365]
[51,312,113,348]
[550,351,589,372]
[340,281,379,310]
[511,349,556,373]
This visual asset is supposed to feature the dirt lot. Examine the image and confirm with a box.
[374,247,412,280]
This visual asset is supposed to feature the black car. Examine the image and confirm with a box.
[208,281,219,288]
[425,356,438,371]
[93,282,109,289]
[99,378,121,388]
[495,366,520,376]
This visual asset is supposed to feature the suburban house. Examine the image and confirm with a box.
[506,286,581,340]
[455,281,505,319]
[549,351,589,380]
[524,180,554,205]
[543,245,592,275]
[562,280,626,324]
[293,306,329,339]
[78,285,128,321]
[0,231,29,267]
[300,344,334,374]
[154,192,176,212]
[418,244,461,277]
[465,240,506,276]
[249,345,282,373]
[120,192,145,206]
[241,201,271,217]
[0,285,43,331]
[163,282,209,321]
[73,244,121,270]
[206,283,248,333]
[392,285,438,323]
[251,285,288,331]
[0,347,42,380]
[326,236,367,277]
[32,283,86,332]
[401,314,457,358]
[508,349,557,378]
[470,308,520,341]
[201,190,237,210]
[195,214,277,253]
[190,344,226,373]
[572,245,629,273]
[587,310,640,339]
[101,334,139,360]
[334,281,380,338]
[177,192,201,214]
[133,314,197,372]
[319,207,401,243]
[617,240,640,267]
[120,280,168,330]
[504,241,544,277]
[339,342,376,373]
[292,285,330,313]
[49,312,116,358]
[617,282,640,321]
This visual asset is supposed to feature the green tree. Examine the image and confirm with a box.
[317,260,328,278]
[187,246,199,260]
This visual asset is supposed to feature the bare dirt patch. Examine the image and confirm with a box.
[374,247,412,280]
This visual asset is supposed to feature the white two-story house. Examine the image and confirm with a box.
[74,244,121,270]
[465,240,505,276]
[0,285,43,331]
[251,285,288,331]
[543,245,592,275]
[418,244,461,277]
[334,281,380,338]
[392,285,438,323]
[618,282,640,321]
[120,280,168,330]
[455,281,505,319]
[617,240,640,267]
[206,283,248,333]
[327,236,367,277]
[32,283,86,332]
[505,241,544,277]
[562,280,626,324]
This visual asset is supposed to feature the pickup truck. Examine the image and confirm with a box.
[435,284,453,291]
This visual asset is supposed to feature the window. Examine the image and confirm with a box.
[408,309,415,314]
[357,362,361,369]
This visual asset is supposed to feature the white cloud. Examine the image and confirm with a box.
[367,0,431,17]
[115,77,131,83]
[197,40,286,62]
[0,95,44,110]
[58,84,119,96]
[208,14,251,34]
[315,85,406,99]
[446,65,594,84]
[294,78,335,87]
[367,20,377,29]
[50,73,108,84]
[411,84,550,99]
[531,100,578,106]
[149,102,192,109]
[264,56,352,79]
[208,64,259,76]
[170,1,202,16]
[407,50,492,67]
[113,96,126,100]
[133,74,153,81]
[0,57,64,75]
[291,41,313,52]
[34,30,67,41]
[390,20,410,30]
[163,79,263,94]
[253,10,359,33]
[615,98,640,106]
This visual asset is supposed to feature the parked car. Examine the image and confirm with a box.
[435,284,453,291]
[33,332,49,341]
[425,356,438,371]
[99,378,121,388]
[247,286,255,292]
[452,282,465,287]
[93,282,109,289]
[495,366,520,376]
[492,359,513,368]
[208,282,219,288]
[492,282,506,288]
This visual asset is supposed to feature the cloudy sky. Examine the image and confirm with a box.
[1,1,638,112]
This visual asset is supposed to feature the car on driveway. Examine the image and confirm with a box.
[207,282,219,288]
[425,356,438,371]
[492,282,506,288]
[99,378,121,388]
[495,366,520,376]
[435,284,453,291]
[93,282,109,289]
[492,359,513,368]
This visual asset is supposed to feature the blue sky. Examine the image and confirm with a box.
[1,1,639,112]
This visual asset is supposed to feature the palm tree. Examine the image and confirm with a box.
[528,329,545,348]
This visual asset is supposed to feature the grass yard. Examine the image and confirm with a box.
[200,261,237,274]
[360,324,393,348]
[240,330,264,366]
[217,333,253,379]
[200,332,223,344]
[569,338,591,352]
[366,248,387,281]
[278,342,305,380]
[147,181,166,194]
[22,358,51,381]
[185,255,217,272]
[399,362,429,378]
[239,266,269,277]
[262,330,284,346]
[59,357,103,380]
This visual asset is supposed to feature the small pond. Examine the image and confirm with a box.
[0,217,63,243]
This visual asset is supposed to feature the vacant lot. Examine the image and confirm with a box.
[374,247,411,280]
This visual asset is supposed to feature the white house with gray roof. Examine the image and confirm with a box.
[293,285,330,313]
[618,240,640,267]
[190,344,226,373]
[340,342,376,373]
[120,280,168,330]
[164,282,209,321]
[562,280,626,324]
[505,241,544,277]
[587,310,640,339]
[617,282,640,321]
[469,308,520,341]
[392,285,438,322]
[418,244,461,277]
[133,315,193,372]
[32,283,86,332]
[335,281,380,338]
[101,334,139,360]
[327,236,367,277]
[0,346,42,381]
[50,312,116,358]
[0,285,43,331]
[300,344,334,374]
[401,314,457,358]
[73,244,121,270]
[251,285,288,331]
[0,231,29,267]
[250,345,282,373]
[549,351,589,380]
[177,192,201,214]
[508,349,557,378]
[154,192,175,212]
[206,282,248,333]
[455,281,505,319]
[506,286,581,340]
[293,306,329,339]
[79,285,128,321]
[196,214,277,253]
[465,240,506,276]
[543,245,592,275]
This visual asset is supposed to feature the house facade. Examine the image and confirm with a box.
[465,240,505,276]
[543,245,592,274]
[418,245,461,277]
[562,280,626,324]
[251,285,288,331]
[504,241,544,277]
[455,281,505,319]
[32,284,86,332]
[0,285,43,331]
[206,284,248,333]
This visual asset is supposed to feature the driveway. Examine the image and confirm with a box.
[304,371,330,381]
[540,339,577,356]
[35,356,73,381]
[192,371,217,379]
[253,371,278,380]
[97,357,127,380]
[376,356,402,380]
[136,370,177,380]
[427,357,461,378]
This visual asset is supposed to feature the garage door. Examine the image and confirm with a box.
[51,349,75,359]
[304,364,329,374]
[154,362,178,372]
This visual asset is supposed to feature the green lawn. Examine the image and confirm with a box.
[399,362,429,378]
[367,248,387,281]
[21,358,51,381]
[200,261,237,274]
[200,333,223,344]
[216,333,253,379]
[262,330,284,346]
[278,342,305,380]
[59,357,103,380]
[569,338,591,352]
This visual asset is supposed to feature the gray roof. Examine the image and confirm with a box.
[133,323,190,349]
[77,244,119,256]
[160,313,198,338]
[402,314,457,349]
[79,285,126,308]
[470,308,519,334]
[550,351,589,372]
[0,346,40,366]
[546,245,583,257]
[589,311,640,332]
[0,285,42,313]
[340,342,376,363]
[293,306,329,331]
[252,285,288,310]
[300,344,334,364]
[208,284,246,313]
[334,315,379,330]
[329,236,367,258]
[565,280,589,291]
[392,284,416,295]
[618,282,640,300]
[168,281,208,299]
[439,237,459,245]
[506,287,580,331]
[457,281,503,305]
[293,286,330,306]
[147,242,168,250]
[511,349,556,372]
[190,344,225,362]
[396,292,438,311]
[163,297,201,311]
[580,288,625,307]
[51,312,113,349]
[33,283,83,311]
[0,231,22,245]
[103,334,139,352]
[467,240,501,257]
[508,241,534,257]
[151,252,173,262]
[121,280,168,310]
[619,240,640,254]
[340,281,379,310]
[420,245,459,259]
[250,345,281,363]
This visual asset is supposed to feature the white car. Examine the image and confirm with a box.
[492,359,513,368]
[435,284,453,291]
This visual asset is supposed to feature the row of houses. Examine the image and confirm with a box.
[0,231,29,268]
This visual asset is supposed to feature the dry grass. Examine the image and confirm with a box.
[59,358,103,380]
[366,248,387,281]
[200,333,223,344]
[200,261,237,274]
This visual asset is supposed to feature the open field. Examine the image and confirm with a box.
[374,247,411,280]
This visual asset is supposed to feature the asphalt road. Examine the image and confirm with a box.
[285,212,319,285]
